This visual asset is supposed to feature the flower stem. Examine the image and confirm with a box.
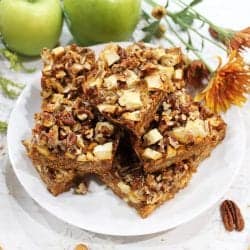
[173,0,235,39]
[163,35,176,46]
[166,13,226,51]
[173,0,214,25]
[0,121,7,133]
[165,18,213,72]
[144,0,227,51]
[144,0,156,6]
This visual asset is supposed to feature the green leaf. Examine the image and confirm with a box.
[171,11,192,30]
[198,21,206,29]
[142,20,161,42]
[201,38,205,50]
[0,48,36,73]
[170,0,202,30]
[0,121,7,133]
[189,0,203,7]
[142,21,160,32]
[165,0,169,8]
[142,33,154,43]
[187,31,193,51]
[0,76,24,99]
[142,10,151,23]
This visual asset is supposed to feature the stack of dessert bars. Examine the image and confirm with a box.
[24,43,226,218]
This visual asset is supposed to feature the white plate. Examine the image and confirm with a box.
[7,43,246,236]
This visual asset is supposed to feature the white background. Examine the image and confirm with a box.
[0,0,250,249]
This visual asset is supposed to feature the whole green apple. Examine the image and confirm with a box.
[63,0,141,45]
[0,0,63,56]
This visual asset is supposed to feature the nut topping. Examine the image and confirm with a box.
[41,112,55,127]
[66,132,77,147]
[125,69,139,87]
[142,148,162,160]
[122,111,141,121]
[145,74,163,90]
[172,119,208,143]
[74,182,88,195]
[143,128,163,146]
[52,46,65,57]
[60,112,76,126]
[71,63,84,74]
[102,44,120,66]
[77,154,87,162]
[77,113,88,121]
[174,69,183,80]
[93,142,113,160]
[97,104,117,113]
[103,75,118,89]
[118,90,143,110]
[118,182,131,194]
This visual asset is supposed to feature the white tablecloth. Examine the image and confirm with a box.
[0,1,249,249]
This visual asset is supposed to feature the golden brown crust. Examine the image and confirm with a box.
[23,140,116,174]
[32,163,77,196]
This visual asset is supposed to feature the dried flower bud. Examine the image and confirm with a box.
[151,6,167,20]
[208,27,220,40]
[155,24,166,38]
[209,26,250,51]
[185,60,210,89]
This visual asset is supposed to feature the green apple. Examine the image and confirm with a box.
[63,0,141,45]
[0,0,63,56]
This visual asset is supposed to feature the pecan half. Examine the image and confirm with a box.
[220,200,244,232]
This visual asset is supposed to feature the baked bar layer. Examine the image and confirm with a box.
[32,163,88,196]
[132,89,226,173]
[24,45,119,175]
[100,143,211,218]
[23,137,117,175]
[33,163,77,196]
[84,43,185,137]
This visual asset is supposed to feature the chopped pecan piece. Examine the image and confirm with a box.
[60,112,76,126]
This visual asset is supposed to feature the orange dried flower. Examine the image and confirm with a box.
[195,50,250,113]
[185,60,210,89]
[209,26,250,51]
[151,6,167,20]
[230,27,250,50]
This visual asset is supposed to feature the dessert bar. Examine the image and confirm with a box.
[24,45,119,177]
[84,43,185,137]
[132,89,226,173]
[101,141,211,218]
